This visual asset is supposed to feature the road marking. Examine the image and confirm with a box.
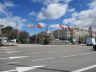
[79,52,96,55]
[26,52,42,54]
[61,55,77,58]
[1,69,16,72]
[4,49,14,50]
[9,56,29,59]
[0,52,6,53]
[25,49,90,55]
[0,51,20,54]
[47,49,90,53]
[7,62,20,64]
[72,64,96,72]
[0,58,8,60]
[0,52,96,61]
[1,65,46,72]
[0,56,29,60]
[30,52,96,62]
[61,52,96,58]
[32,58,54,61]
[16,65,46,72]
[6,51,20,54]
[0,47,7,48]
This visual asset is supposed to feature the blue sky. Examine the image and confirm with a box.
[0,0,96,35]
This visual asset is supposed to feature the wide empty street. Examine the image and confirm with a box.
[0,45,96,72]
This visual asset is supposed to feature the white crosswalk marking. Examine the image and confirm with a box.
[72,64,96,72]
[7,62,20,64]
[1,65,46,72]
[16,65,46,72]
[6,51,20,54]
[1,69,16,72]
[0,56,29,60]
[9,56,29,59]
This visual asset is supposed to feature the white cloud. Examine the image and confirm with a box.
[4,1,15,7]
[37,12,45,20]
[29,11,37,16]
[49,24,68,29]
[64,17,76,24]
[68,8,75,12]
[31,0,72,6]
[88,0,96,8]
[64,10,96,29]
[49,24,60,29]
[63,0,96,30]
[0,1,15,17]
[0,16,26,29]
[38,3,68,19]
[0,1,25,29]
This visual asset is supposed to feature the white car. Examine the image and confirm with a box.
[86,38,96,46]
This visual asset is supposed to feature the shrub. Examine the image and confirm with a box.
[42,38,49,45]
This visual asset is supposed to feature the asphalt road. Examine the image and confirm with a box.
[0,44,96,72]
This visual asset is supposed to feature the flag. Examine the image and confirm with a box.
[28,24,33,28]
[37,24,42,29]
[68,26,71,31]
[59,24,65,29]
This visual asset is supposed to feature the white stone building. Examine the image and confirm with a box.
[0,25,7,45]
[49,28,96,43]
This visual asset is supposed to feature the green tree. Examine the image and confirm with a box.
[1,26,29,44]
[1,26,13,41]
[19,31,29,44]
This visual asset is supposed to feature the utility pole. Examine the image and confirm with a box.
[89,27,93,37]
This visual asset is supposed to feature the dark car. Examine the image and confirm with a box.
[93,44,96,51]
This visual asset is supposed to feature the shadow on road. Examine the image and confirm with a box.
[7,63,27,67]
[38,67,70,72]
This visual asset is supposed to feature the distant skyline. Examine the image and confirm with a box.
[0,0,96,35]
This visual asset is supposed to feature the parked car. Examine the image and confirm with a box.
[0,37,7,45]
[93,44,96,51]
[86,38,96,46]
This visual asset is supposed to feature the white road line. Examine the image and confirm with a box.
[61,55,78,58]
[0,58,8,60]
[9,56,29,59]
[0,47,7,48]
[47,49,90,53]
[0,56,29,60]
[26,52,42,54]
[0,51,20,54]
[32,58,54,61]
[7,62,20,64]
[6,51,20,54]
[72,64,96,72]
[0,52,6,53]
[61,52,96,58]
[31,52,96,62]
[25,49,90,55]
[0,52,96,61]
[16,65,46,72]
[1,65,46,72]
[79,52,96,55]
[4,49,14,50]
[1,69,16,72]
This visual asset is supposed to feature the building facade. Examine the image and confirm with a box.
[49,28,96,43]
